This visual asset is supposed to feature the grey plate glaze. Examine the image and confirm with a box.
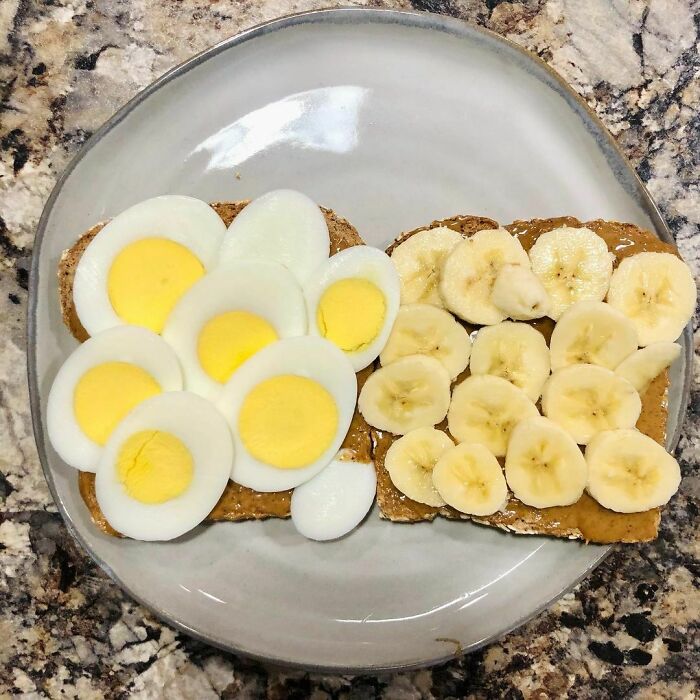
[29,9,692,672]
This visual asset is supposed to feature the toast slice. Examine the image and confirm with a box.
[62,201,373,534]
[375,215,679,543]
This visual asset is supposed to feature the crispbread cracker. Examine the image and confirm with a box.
[64,200,372,533]
[375,216,678,543]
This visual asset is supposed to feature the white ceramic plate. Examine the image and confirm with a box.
[29,9,691,672]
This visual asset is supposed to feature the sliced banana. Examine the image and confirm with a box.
[469,321,551,401]
[491,264,552,320]
[389,227,463,307]
[358,354,451,435]
[541,364,642,445]
[586,429,681,513]
[615,342,682,394]
[549,301,639,370]
[432,443,508,516]
[447,375,539,457]
[528,227,614,320]
[384,427,454,506]
[380,304,471,380]
[606,252,696,346]
[440,228,530,325]
[505,416,587,508]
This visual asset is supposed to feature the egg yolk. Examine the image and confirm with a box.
[74,362,161,445]
[108,237,204,333]
[116,430,193,504]
[198,311,278,383]
[317,278,386,352]
[238,375,338,469]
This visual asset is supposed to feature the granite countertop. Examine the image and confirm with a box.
[1,0,698,697]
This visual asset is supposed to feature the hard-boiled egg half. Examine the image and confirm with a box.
[162,260,307,400]
[73,196,226,336]
[95,392,233,541]
[47,326,182,471]
[218,190,330,285]
[304,246,400,370]
[217,337,357,491]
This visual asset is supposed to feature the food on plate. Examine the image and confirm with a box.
[490,263,551,320]
[585,429,682,513]
[358,355,451,435]
[290,451,376,541]
[549,301,638,370]
[440,228,530,325]
[606,251,697,345]
[162,260,307,400]
[505,417,587,508]
[95,392,233,541]
[615,342,682,394]
[383,427,454,506]
[47,325,182,471]
[447,375,539,456]
[527,226,614,320]
[468,321,551,401]
[304,246,400,371]
[379,304,471,380]
[71,196,226,336]
[432,443,508,516]
[541,364,642,444]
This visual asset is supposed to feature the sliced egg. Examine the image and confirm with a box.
[162,260,307,400]
[218,190,330,285]
[95,392,233,541]
[73,196,226,336]
[217,337,357,492]
[47,326,182,472]
[304,246,401,371]
[290,450,376,541]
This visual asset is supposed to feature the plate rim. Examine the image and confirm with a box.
[27,7,693,673]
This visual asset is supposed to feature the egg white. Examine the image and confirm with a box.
[46,326,183,472]
[290,450,376,541]
[217,337,357,492]
[73,195,226,336]
[304,246,401,371]
[162,260,307,401]
[95,392,233,541]
[218,190,330,285]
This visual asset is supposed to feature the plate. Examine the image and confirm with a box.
[29,9,692,672]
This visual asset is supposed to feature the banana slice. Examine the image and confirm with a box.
[469,321,550,401]
[615,342,681,394]
[606,252,696,346]
[390,227,463,307]
[491,264,551,320]
[384,427,454,506]
[528,227,614,320]
[541,364,642,444]
[505,416,587,508]
[440,229,530,325]
[432,443,508,516]
[447,375,539,456]
[380,304,472,380]
[550,301,639,370]
[586,429,681,512]
[358,354,451,435]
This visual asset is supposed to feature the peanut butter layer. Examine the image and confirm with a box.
[376,216,678,543]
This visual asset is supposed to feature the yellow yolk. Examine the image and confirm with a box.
[116,430,193,504]
[317,278,386,352]
[238,375,338,468]
[198,311,278,383]
[108,237,204,333]
[74,362,161,445]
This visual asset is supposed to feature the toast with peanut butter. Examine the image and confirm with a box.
[374,215,680,543]
[59,201,373,534]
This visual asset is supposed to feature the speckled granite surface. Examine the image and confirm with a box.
[1,0,698,697]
